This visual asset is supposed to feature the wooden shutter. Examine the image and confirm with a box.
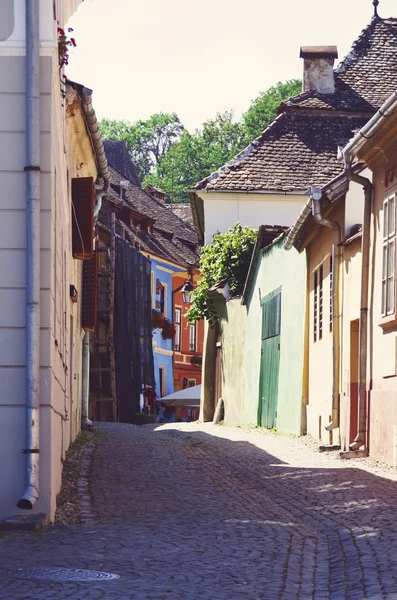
[82,251,98,331]
[72,177,95,259]
[261,291,281,340]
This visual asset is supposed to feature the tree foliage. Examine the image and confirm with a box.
[143,111,246,204]
[186,224,257,326]
[99,112,184,183]
[99,80,301,201]
[243,79,302,141]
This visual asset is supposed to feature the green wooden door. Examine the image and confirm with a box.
[259,289,281,428]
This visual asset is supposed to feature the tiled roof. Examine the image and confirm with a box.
[99,161,200,268]
[284,17,397,113]
[196,113,368,192]
[145,183,166,195]
[108,165,197,242]
[167,204,194,226]
[194,17,397,196]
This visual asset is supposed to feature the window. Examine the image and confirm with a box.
[174,307,181,351]
[160,285,165,314]
[188,379,196,387]
[319,264,323,340]
[71,177,95,259]
[155,280,167,316]
[313,265,323,342]
[159,367,165,398]
[382,193,396,316]
[189,323,196,352]
[329,254,333,332]
[314,271,318,342]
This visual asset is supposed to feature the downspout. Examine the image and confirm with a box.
[80,86,110,428]
[81,332,92,427]
[311,188,341,433]
[18,0,41,510]
[343,156,373,452]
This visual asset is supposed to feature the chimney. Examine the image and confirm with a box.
[300,46,338,95]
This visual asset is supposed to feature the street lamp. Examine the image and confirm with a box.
[181,280,194,304]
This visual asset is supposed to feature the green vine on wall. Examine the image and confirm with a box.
[186,223,257,327]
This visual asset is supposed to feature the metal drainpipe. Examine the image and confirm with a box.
[82,186,108,431]
[311,188,341,433]
[81,332,92,427]
[343,158,373,452]
[17,0,41,510]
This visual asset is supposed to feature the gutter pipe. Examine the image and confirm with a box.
[284,198,312,250]
[340,90,397,451]
[81,87,110,219]
[79,88,110,425]
[341,91,397,160]
[343,157,373,452]
[18,0,41,510]
[311,188,342,432]
[81,332,92,427]
[285,188,343,435]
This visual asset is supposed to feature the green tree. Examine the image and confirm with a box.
[144,111,245,203]
[186,224,257,326]
[99,113,184,183]
[99,80,301,200]
[243,79,302,141]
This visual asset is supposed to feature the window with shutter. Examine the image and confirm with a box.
[381,193,396,316]
[82,251,98,331]
[71,177,95,259]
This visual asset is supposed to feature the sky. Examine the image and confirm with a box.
[66,0,396,132]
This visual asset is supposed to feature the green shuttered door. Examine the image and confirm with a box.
[259,289,281,428]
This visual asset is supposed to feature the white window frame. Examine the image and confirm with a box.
[174,307,181,352]
[313,264,323,342]
[382,193,396,316]
[314,270,318,342]
[189,322,196,352]
[329,254,333,333]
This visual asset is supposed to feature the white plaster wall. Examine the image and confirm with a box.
[0,0,86,521]
[344,170,371,237]
[201,191,306,244]
[4,0,81,44]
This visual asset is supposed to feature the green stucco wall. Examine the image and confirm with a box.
[218,299,247,425]
[244,240,307,434]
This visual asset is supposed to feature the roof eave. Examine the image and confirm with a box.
[190,191,204,245]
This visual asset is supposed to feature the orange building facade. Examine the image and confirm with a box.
[172,272,204,394]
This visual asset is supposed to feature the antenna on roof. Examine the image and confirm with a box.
[372,0,379,17]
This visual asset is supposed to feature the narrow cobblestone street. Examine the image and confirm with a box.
[2,422,397,599]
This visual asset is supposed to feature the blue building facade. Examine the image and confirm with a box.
[150,256,185,398]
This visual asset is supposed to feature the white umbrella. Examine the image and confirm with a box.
[160,385,201,408]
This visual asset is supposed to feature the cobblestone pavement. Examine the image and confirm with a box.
[2,422,397,599]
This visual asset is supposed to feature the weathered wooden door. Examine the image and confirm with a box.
[259,289,281,428]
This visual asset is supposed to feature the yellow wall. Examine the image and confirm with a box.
[306,218,334,442]
[367,167,397,462]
